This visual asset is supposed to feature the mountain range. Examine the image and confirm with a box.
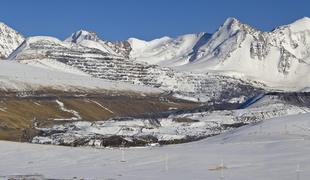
[0,17,310,146]
[2,15,310,179]
[2,17,310,90]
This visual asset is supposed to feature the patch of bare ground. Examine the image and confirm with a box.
[0,89,200,142]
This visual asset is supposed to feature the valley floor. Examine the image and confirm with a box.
[1,113,310,180]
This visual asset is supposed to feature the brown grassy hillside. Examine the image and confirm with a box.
[0,90,199,141]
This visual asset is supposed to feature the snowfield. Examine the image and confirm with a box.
[1,112,310,179]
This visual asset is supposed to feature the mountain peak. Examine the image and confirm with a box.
[0,22,7,28]
[0,22,24,59]
[223,17,240,26]
[221,17,257,33]
[66,30,99,43]
[25,36,63,44]
[0,22,14,29]
[287,17,310,32]
[222,17,242,29]
[294,16,310,24]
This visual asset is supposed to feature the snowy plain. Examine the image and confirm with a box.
[1,113,310,179]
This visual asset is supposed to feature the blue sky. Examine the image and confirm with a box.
[1,0,309,41]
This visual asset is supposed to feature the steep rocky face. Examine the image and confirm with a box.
[0,22,24,59]
[104,40,132,58]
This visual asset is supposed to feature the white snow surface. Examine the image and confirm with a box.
[129,33,211,67]
[0,60,162,93]
[2,112,310,179]
[19,58,89,76]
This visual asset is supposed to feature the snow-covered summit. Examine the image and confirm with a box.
[129,33,211,66]
[284,16,310,32]
[8,36,70,60]
[0,22,24,59]
[65,30,99,43]
[25,36,64,44]
[127,37,149,51]
[65,30,122,56]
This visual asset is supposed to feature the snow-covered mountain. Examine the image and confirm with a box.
[4,17,310,101]
[60,17,310,89]
[173,17,310,88]
[114,17,310,88]
[65,30,213,67]
[128,32,211,67]
[0,22,24,59]
[65,30,131,58]
[9,35,263,103]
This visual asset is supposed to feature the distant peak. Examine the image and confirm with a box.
[276,17,310,33]
[289,17,310,28]
[127,37,147,44]
[0,22,6,27]
[221,17,246,29]
[0,22,10,28]
[66,29,99,43]
[219,17,259,34]
[219,17,244,32]
[296,16,310,22]
[223,17,240,26]
[0,22,20,33]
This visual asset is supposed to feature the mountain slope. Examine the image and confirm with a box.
[128,32,211,67]
[0,60,161,93]
[0,22,24,59]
